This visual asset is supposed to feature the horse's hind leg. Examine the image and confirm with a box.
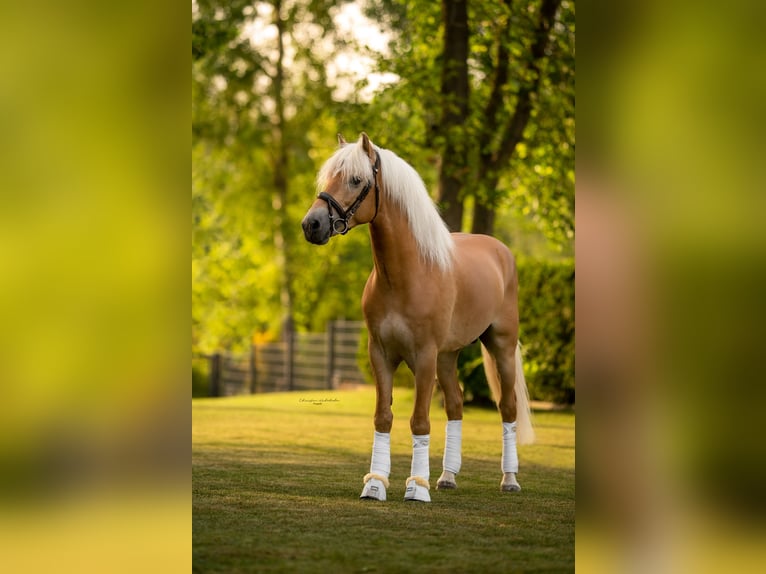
[435,351,463,490]
[480,326,523,492]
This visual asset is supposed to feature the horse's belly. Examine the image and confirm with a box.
[442,317,491,351]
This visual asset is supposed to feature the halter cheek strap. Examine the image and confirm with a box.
[318,151,380,235]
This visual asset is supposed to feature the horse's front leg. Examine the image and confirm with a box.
[360,336,396,501]
[405,346,438,502]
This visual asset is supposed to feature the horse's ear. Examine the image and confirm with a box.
[360,132,375,160]
[337,133,347,147]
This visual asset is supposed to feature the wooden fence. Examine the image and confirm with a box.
[195,320,367,397]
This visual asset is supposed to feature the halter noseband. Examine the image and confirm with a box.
[318,151,380,235]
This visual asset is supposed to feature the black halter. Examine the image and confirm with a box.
[318,151,380,235]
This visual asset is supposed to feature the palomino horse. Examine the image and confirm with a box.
[301,133,535,502]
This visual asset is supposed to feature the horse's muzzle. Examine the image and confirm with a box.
[301,210,332,245]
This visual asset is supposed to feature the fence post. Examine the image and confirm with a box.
[249,344,257,394]
[326,321,336,389]
[283,317,295,391]
[209,353,221,397]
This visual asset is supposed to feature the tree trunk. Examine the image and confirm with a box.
[471,201,495,236]
[437,0,470,232]
[470,170,501,235]
[272,0,294,328]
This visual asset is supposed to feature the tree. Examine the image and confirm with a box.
[271,0,294,337]
[471,0,564,237]
[364,0,574,246]
[193,0,371,352]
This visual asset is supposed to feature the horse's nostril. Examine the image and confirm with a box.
[311,219,320,230]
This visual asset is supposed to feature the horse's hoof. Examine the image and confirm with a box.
[500,472,521,492]
[360,477,387,501]
[404,478,431,502]
[436,470,457,490]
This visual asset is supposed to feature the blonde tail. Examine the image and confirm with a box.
[481,341,536,445]
[513,343,535,445]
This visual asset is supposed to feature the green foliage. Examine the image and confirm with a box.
[459,258,575,405]
[192,358,210,398]
[455,340,491,404]
[518,258,575,403]
[192,0,366,352]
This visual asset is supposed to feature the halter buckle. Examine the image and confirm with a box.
[332,218,349,235]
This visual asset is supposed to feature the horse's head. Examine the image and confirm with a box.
[301,132,380,245]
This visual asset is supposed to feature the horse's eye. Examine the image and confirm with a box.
[350,176,362,186]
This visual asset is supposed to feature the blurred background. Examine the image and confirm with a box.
[0,2,188,573]
[577,0,766,571]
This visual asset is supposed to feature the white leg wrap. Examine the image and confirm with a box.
[442,420,462,474]
[501,422,519,473]
[410,434,430,479]
[370,431,391,477]
[361,431,390,501]
[405,434,431,502]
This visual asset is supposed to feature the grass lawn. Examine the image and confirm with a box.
[193,388,574,573]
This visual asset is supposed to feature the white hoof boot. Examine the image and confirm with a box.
[360,473,388,501]
[436,470,458,490]
[404,476,431,502]
[501,472,521,492]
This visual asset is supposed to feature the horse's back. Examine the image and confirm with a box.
[442,233,518,348]
[451,233,517,288]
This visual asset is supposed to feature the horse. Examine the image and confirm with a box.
[301,132,535,502]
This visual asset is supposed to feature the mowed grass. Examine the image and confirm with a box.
[193,388,574,573]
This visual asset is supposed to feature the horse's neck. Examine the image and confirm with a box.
[368,202,428,290]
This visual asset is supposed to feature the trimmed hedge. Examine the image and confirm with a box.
[517,258,575,404]
[357,258,575,405]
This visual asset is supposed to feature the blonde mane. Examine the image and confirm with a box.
[317,138,454,270]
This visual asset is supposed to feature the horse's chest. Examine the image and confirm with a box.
[376,313,414,349]
[363,277,450,354]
